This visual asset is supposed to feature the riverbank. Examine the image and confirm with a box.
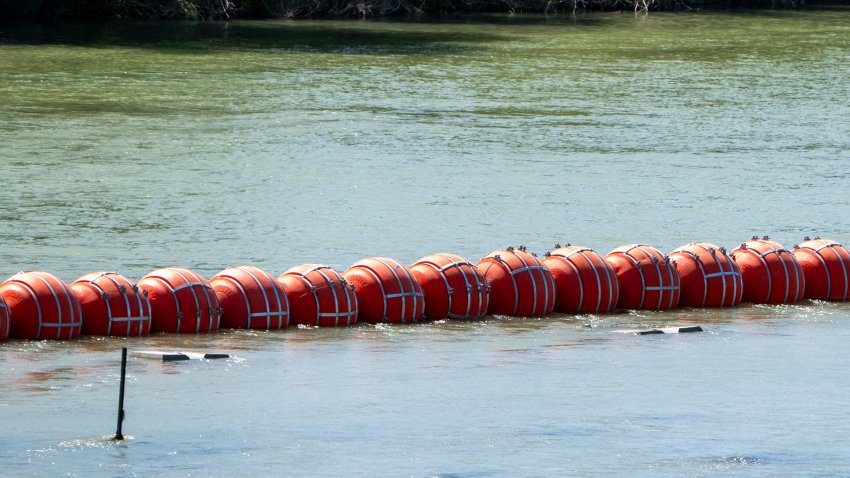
[1,0,821,21]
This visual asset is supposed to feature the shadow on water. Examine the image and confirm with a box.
[0,11,630,54]
[0,19,518,54]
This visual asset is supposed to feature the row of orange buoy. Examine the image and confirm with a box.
[0,236,848,342]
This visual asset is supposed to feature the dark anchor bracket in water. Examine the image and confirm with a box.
[613,325,704,335]
[112,347,230,441]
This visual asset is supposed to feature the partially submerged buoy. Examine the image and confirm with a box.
[605,244,680,310]
[210,266,289,329]
[0,271,82,340]
[669,243,743,307]
[410,253,489,320]
[278,264,358,327]
[476,247,555,317]
[543,244,619,314]
[137,268,220,333]
[792,237,850,301]
[71,272,152,336]
[730,237,805,304]
[343,257,425,323]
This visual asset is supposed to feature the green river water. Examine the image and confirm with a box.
[1,9,850,477]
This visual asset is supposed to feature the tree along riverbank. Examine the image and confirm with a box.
[0,0,824,22]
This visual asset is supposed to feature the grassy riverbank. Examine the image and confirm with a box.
[1,0,817,20]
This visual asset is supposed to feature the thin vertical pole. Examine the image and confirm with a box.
[114,347,127,441]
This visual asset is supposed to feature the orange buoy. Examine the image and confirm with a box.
[730,236,805,304]
[0,294,10,341]
[669,243,743,308]
[791,237,850,301]
[476,247,555,317]
[71,272,151,336]
[0,271,82,340]
[278,264,358,327]
[137,268,220,333]
[543,244,619,314]
[210,266,289,330]
[410,253,489,320]
[343,257,425,324]
[605,244,680,310]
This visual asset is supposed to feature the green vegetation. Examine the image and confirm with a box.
[0,0,812,20]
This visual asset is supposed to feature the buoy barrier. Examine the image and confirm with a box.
[605,244,680,310]
[211,266,289,330]
[71,272,152,337]
[1,235,848,342]
[137,268,221,333]
[792,237,850,301]
[669,243,743,308]
[477,247,555,317]
[343,257,425,323]
[730,237,805,304]
[410,253,489,320]
[278,264,358,327]
[543,244,619,314]
[0,271,82,340]
[0,294,9,342]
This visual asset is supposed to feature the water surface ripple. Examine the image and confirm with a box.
[1,10,850,476]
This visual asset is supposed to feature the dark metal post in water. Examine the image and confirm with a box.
[114,347,127,441]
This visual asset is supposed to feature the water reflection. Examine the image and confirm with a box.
[0,20,508,55]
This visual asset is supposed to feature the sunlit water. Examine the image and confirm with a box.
[2,9,850,476]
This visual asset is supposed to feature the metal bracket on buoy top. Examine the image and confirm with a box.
[613,325,704,335]
[131,350,231,361]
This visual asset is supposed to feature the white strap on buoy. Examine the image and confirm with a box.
[560,247,615,312]
[489,255,520,315]
[314,266,343,326]
[13,272,82,338]
[377,258,406,322]
[370,258,424,323]
[10,275,44,338]
[804,241,848,300]
[81,273,150,336]
[675,245,740,307]
[552,253,584,312]
[758,246,791,303]
[582,249,614,312]
[36,272,66,339]
[512,253,538,316]
[173,269,218,332]
[676,250,709,306]
[444,256,489,319]
[435,255,480,319]
[341,271,357,325]
[298,266,325,326]
[701,244,741,306]
[422,258,456,318]
[579,247,617,312]
[253,268,289,328]
[218,274,253,327]
[617,247,648,309]
[295,266,355,326]
[149,269,217,333]
[509,254,550,316]
[223,267,289,329]
[634,245,666,309]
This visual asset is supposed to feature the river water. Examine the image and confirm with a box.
[2,9,850,476]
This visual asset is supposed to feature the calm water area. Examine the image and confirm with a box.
[2,8,850,476]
